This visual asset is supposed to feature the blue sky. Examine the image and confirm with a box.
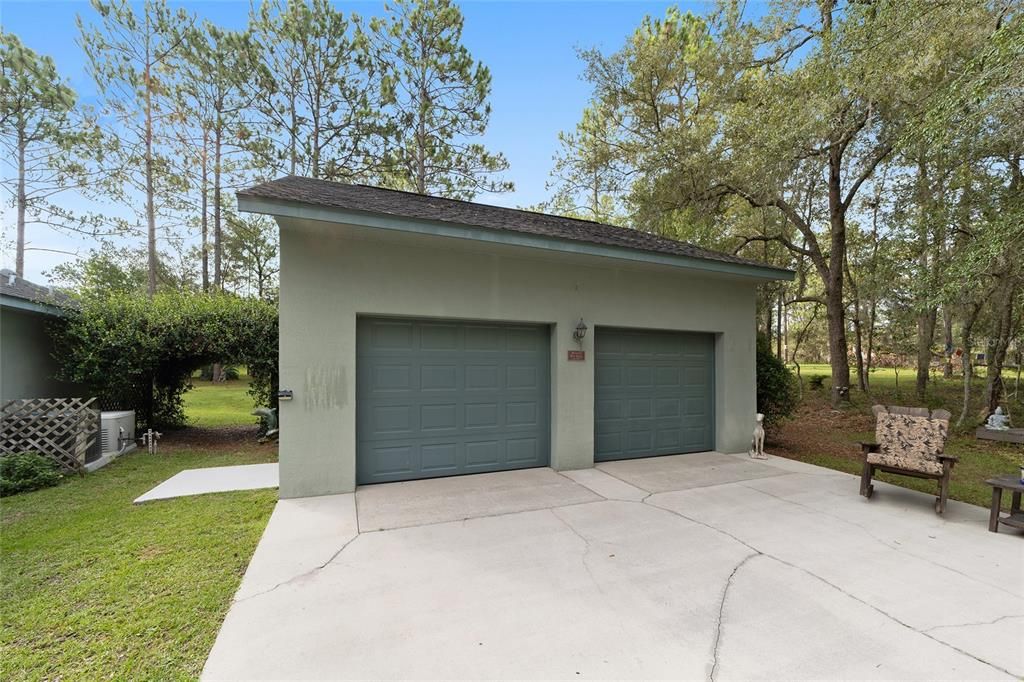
[2,0,729,282]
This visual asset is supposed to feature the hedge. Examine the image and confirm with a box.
[50,292,278,429]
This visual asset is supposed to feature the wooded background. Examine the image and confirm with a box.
[2,0,1021,424]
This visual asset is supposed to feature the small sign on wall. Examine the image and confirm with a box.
[568,350,585,361]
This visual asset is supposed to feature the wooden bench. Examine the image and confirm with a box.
[860,405,958,515]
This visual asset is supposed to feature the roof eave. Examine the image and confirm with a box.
[238,193,795,282]
[1,294,67,317]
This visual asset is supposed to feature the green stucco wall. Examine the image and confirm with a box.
[1,307,80,403]
[276,218,760,498]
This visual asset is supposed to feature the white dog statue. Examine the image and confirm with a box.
[749,413,767,459]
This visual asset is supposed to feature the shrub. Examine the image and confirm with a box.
[756,334,799,429]
[808,375,826,390]
[50,291,278,429]
[0,452,62,497]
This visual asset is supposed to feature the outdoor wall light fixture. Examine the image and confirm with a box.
[572,318,588,344]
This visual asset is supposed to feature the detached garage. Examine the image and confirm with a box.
[238,176,793,498]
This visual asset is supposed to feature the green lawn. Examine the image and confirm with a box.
[0,444,277,681]
[183,377,259,428]
[772,363,1023,509]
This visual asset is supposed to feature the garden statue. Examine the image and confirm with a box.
[985,406,1010,431]
[749,413,767,459]
[252,407,279,443]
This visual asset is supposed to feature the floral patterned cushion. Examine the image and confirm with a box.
[867,411,948,476]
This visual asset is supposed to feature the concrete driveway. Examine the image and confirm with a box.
[203,453,1024,680]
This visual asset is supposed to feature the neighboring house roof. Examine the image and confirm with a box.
[0,269,76,316]
[238,176,794,281]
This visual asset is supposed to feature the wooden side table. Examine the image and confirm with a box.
[985,476,1024,533]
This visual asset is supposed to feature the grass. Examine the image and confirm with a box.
[0,440,278,681]
[771,364,1023,509]
[183,376,259,428]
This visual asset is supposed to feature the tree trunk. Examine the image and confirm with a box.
[916,307,937,400]
[145,53,157,298]
[865,295,876,388]
[852,308,866,391]
[416,40,428,194]
[310,107,320,179]
[214,120,223,290]
[845,257,866,391]
[826,147,851,406]
[289,89,298,175]
[776,294,783,359]
[958,302,983,426]
[984,280,1016,415]
[15,131,26,278]
[942,307,954,379]
[201,128,210,292]
[782,301,789,363]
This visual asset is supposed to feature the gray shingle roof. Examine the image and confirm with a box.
[0,269,76,310]
[239,176,789,274]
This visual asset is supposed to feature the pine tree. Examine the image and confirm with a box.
[372,0,511,199]
[0,32,104,277]
[78,0,192,297]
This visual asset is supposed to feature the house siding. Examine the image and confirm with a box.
[0,307,80,403]
[277,217,758,498]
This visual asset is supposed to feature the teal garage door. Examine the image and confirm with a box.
[356,317,550,484]
[595,328,714,462]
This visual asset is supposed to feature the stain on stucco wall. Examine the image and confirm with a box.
[303,365,347,411]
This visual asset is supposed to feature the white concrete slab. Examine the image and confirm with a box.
[597,451,786,493]
[204,457,1024,680]
[133,463,278,504]
[233,493,357,601]
[561,467,649,501]
[714,555,1008,680]
[355,467,600,531]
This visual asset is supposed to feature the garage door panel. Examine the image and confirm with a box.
[506,327,545,351]
[627,431,654,451]
[595,397,624,418]
[507,437,540,464]
[655,398,680,417]
[628,398,652,418]
[595,366,622,387]
[465,440,502,467]
[371,321,414,349]
[358,318,550,484]
[465,402,500,429]
[655,367,681,386]
[370,365,413,392]
[419,323,460,350]
[657,428,681,447]
[420,404,457,431]
[419,365,457,391]
[368,444,416,476]
[627,366,654,387]
[596,431,621,452]
[421,443,458,472]
[506,365,538,389]
[465,364,500,390]
[464,325,505,351]
[370,405,414,435]
[506,401,538,426]
[595,328,714,462]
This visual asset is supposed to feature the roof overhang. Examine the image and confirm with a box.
[239,194,795,282]
[0,294,66,317]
